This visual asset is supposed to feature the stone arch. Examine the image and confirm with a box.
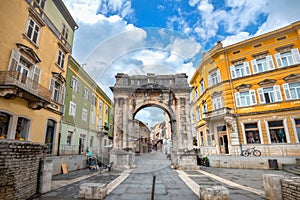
[110,73,198,170]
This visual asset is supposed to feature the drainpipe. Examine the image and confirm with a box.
[224,47,242,155]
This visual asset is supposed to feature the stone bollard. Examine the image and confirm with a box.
[38,159,53,194]
[262,174,284,200]
[79,183,107,199]
[199,185,229,200]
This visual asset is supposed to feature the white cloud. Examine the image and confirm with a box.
[222,32,251,47]
[135,107,166,127]
[166,38,201,60]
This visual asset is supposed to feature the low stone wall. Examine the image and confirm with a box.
[207,155,296,169]
[281,177,300,200]
[0,140,47,200]
[46,154,87,175]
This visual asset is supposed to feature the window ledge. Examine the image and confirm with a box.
[22,34,39,49]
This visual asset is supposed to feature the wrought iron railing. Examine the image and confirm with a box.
[0,71,52,101]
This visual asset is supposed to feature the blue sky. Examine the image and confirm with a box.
[64,0,300,127]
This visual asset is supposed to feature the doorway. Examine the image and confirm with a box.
[217,125,229,154]
[45,119,56,154]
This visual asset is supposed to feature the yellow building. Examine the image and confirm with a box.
[0,0,77,155]
[190,21,300,156]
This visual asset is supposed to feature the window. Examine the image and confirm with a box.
[82,108,87,121]
[92,94,97,106]
[8,49,41,89]
[15,117,29,140]
[110,124,113,131]
[61,24,69,40]
[83,87,89,99]
[57,49,65,69]
[235,90,257,107]
[257,85,282,104]
[212,96,223,110]
[200,131,204,146]
[98,118,103,131]
[70,76,79,92]
[230,62,251,79]
[196,107,200,121]
[295,119,300,142]
[283,82,300,100]
[105,106,108,114]
[66,131,73,145]
[268,120,286,143]
[200,80,205,95]
[99,100,103,111]
[50,78,65,104]
[202,102,208,113]
[244,123,261,144]
[206,129,214,146]
[90,112,95,125]
[251,56,275,74]
[25,17,40,44]
[275,48,300,68]
[79,135,86,153]
[208,70,221,87]
[0,112,11,139]
[194,88,198,100]
[69,101,76,116]
[90,136,94,147]
[35,0,46,9]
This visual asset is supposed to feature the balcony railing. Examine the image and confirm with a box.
[0,71,52,102]
[202,107,233,120]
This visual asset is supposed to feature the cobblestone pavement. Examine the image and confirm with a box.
[35,151,300,199]
[105,151,198,200]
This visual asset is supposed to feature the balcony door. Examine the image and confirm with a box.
[16,58,30,85]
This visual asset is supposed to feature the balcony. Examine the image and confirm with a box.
[0,71,52,109]
[202,107,233,121]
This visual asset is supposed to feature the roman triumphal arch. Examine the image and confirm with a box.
[110,73,198,170]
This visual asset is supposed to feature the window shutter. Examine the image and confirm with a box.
[49,78,55,100]
[244,62,251,76]
[266,55,275,70]
[208,74,212,87]
[235,92,241,107]
[273,85,282,102]
[60,85,66,104]
[275,53,283,68]
[249,90,257,105]
[251,59,258,74]
[257,88,265,104]
[282,83,291,100]
[291,48,300,64]
[9,49,20,71]
[230,65,236,79]
[216,70,221,83]
[33,65,41,83]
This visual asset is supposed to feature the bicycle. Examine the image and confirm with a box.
[241,146,261,157]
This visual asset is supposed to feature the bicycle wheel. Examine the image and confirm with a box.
[242,150,249,156]
[253,150,261,157]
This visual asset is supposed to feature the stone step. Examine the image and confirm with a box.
[286,169,300,176]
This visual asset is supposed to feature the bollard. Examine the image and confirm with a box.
[151,175,156,200]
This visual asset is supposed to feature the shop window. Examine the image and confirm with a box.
[244,123,261,144]
[0,112,11,139]
[15,117,29,140]
[268,120,287,143]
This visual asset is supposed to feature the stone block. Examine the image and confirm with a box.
[199,185,229,200]
[79,183,107,199]
[263,174,284,200]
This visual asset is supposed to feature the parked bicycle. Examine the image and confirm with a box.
[241,146,261,157]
